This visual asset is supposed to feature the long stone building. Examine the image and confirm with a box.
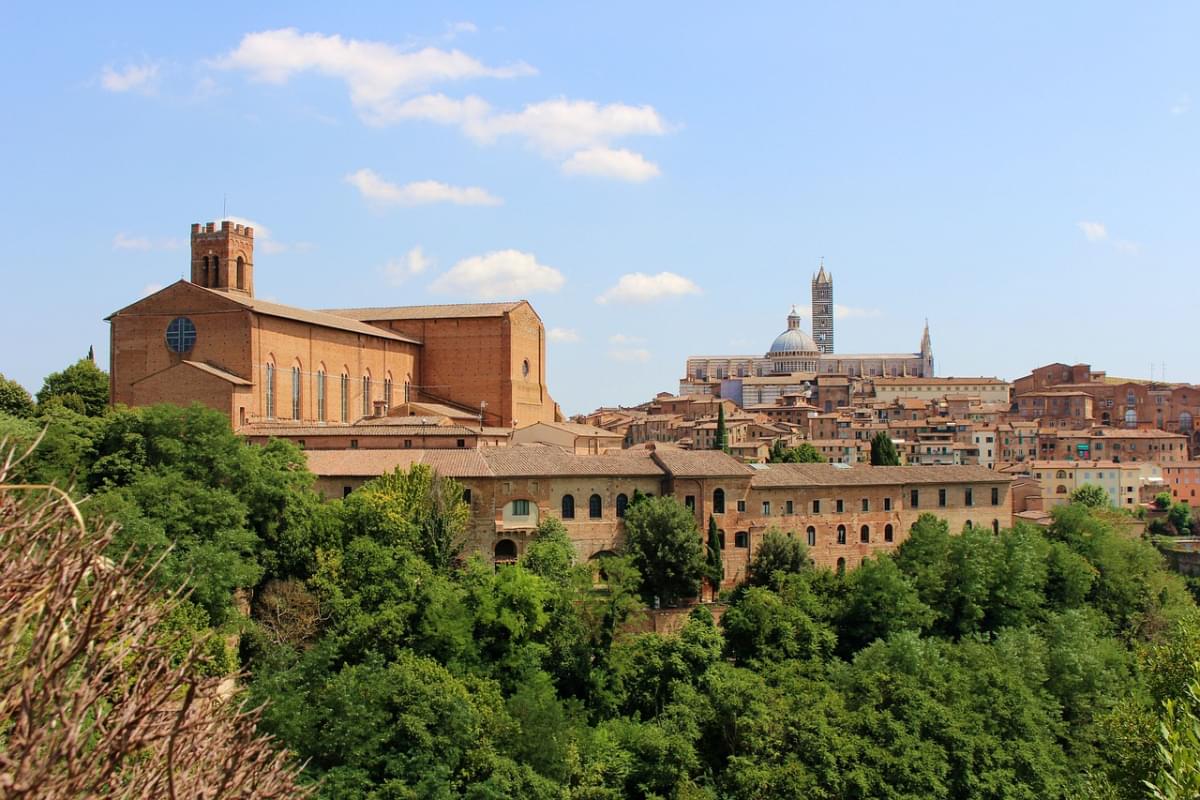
[306,445,1012,584]
[106,220,559,428]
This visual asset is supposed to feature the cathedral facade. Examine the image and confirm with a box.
[680,264,934,396]
[106,221,560,429]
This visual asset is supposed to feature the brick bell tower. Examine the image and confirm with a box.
[190,220,254,296]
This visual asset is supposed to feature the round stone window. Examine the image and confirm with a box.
[522,359,530,378]
[165,317,197,353]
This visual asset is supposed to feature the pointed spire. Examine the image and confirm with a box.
[814,257,831,284]
[920,318,932,356]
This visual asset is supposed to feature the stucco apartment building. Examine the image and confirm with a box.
[106,220,559,429]
[306,446,1012,583]
[1000,460,1159,510]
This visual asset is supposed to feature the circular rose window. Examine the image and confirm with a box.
[165,317,197,353]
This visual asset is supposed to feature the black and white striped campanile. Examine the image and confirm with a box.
[811,260,834,354]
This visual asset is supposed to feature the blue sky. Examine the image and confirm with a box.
[2,3,1197,414]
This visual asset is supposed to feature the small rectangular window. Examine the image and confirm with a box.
[350,439,359,450]
[812,499,821,513]
[884,497,892,511]
[737,500,746,512]
[861,498,869,512]
[297,439,305,449]
[786,500,794,515]
[762,501,771,515]
[938,488,947,507]
[991,487,1000,506]
[685,495,696,510]
[910,489,919,508]
[457,439,465,448]
[836,499,844,513]
[965,488,974,506]
[512,499,530,516]
[404,439,413,449]
[463,489,472,504]
[342,485,353,498]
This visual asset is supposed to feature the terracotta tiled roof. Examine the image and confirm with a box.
[181,360,252,385]
[873,376,1008,386]
[650,449,751,477]
[305,449,492,477]
[322,301,524,321]
[749,463,1010,487]
[196,287,421,343]
[481,447,664,477]
[518,421,624,438]
[243,423,478,437]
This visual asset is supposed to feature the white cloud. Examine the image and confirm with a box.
[608,348,651,363]
[561,147,660,182]
[608,333,645,345]
[141,282,164,296]
[430,250,564,298]
[1172,93,1191,115]
[113,233,182,251]
[548,327,579,343]
[222,216,312,255]
[1077,220,1139,255]
[113,233,152,251]
[444,21,478,39]
[216,28,533,121]
[383,246,431,285]
[834,304,882,320]
[100,62,160,94]
[345,168,501,206]
[596,272,700,304]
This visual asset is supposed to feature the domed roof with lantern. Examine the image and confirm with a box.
[767,306,819,355]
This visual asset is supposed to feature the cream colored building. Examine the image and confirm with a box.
[870,377,1011,405]
[1002,460,1160,509]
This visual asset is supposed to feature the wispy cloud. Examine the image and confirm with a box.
[430,250,564,298]
[223,216,314,255]
[216,29,534,120]
[443,21,478,40]
[548,327,579,343]
[608,347,651,363]
[113,232,181,251]
[382,246,431,285]
[597,272,700,304]
[609,334,646,345]
[1077,220,1138,255]
[100,61,160,94]
[834,304,881,320]
[561,147,660,182]
[345,168,501,206]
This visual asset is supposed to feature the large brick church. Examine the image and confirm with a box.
[106,221,560,429]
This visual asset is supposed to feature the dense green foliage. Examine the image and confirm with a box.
[8,359,1200,798]
[869,430,901,465]
[713,404,728,452]
[768,440,826,463]
[0,372,35,418]
[1070,483,1111,508]
[36,357,110,416]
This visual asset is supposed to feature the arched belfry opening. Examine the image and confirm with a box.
[190,220,254,296]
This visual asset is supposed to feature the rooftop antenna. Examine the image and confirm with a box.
[222,193,227,220]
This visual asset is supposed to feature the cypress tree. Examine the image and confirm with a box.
[706,515,723,589]
[870,430,901,466]
[714,404,728,452]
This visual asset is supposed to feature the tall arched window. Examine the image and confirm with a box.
[362,373,372,418]
[291,364,301,419]
[836,557,846,576]
[713,488,725,514]
[561,494,575,519]
[494,539,518,565]
[201,255,210,286]
[992,519,1000,534]
[1182,411,1195,432]
[316,367,326,421]
[384,374,393,410]
[616,494,629,518]
[340,372,349,422]
[589,494,602,519]
[212,256,220,285]
[404,377,411,403]
[860,524,870,544]
[1125,409,1137,426]
[836,524,846,545]
[236,256,245,290]
[884,523,894,543]
[806,526,816,547]
[264,361,275,419]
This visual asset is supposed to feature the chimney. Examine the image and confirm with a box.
[372,400,388,418]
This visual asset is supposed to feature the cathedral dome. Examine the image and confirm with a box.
[768,328,819,355]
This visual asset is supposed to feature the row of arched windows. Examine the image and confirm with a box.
[198,255,246,290]
[261,358,410,421]
[561,493,630,520]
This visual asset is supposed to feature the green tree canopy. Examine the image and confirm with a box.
[1069,483,1111,508]
[36,358,109,417]
[769,442,826,463]
[869,430,901,465]
[622,495,706,605]
[747,528,809,587]
[0,374,34,418]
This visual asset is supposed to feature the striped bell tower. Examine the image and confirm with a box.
[811,260,834,354]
